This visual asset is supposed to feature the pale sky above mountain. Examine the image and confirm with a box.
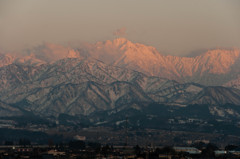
[0,0,240,55]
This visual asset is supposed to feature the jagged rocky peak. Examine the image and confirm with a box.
[195,49,240,74]
[1,38,240,87]
[84,38,240,85]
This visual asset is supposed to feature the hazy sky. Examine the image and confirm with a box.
[1,0,240,55]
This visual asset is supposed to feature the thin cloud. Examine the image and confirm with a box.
[113,27,127,37]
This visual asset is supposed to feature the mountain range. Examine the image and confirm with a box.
[2,38,240,86]
[0,38,240,118]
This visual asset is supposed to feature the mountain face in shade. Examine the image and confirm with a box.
[0,101,23,117]
[0,38,240,117]
[191,86,240,105]
[0,58,169,116]
[0,57,240,117]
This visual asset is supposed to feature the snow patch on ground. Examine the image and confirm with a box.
[116,120,125,125]
[209,106,225,117]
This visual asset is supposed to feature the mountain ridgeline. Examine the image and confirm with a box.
[0,38,240,121]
